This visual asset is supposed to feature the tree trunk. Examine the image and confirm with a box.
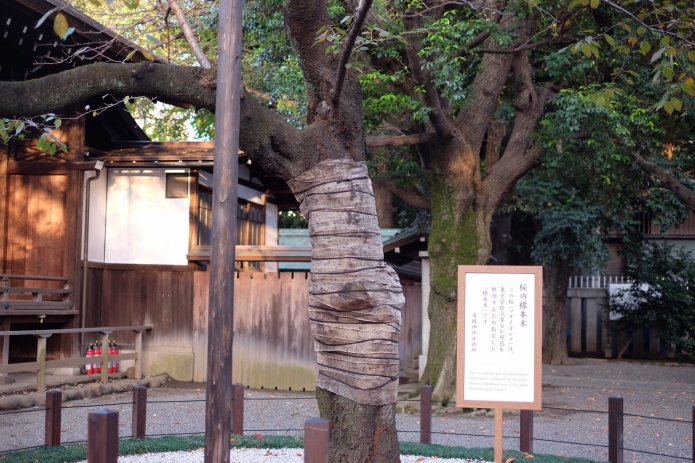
[373,179,394,228]
[288,158,403,462]
[317,387,400,463]
[542,263,573,365]
[419,165,492,400]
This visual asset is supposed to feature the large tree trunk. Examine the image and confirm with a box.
[419,158,493,400]
[288,158,404,462]
[542,263,573,365]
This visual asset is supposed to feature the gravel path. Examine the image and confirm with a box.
[0,359,692,463]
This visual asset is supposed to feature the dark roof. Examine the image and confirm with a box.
[0,0,160,81]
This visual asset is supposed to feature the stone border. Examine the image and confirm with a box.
[0,375,168,410]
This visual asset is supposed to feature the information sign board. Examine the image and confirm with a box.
[456,266,543,410]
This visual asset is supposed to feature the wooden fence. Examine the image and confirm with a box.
[0,325,151,390]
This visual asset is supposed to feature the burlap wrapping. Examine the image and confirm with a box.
[288,158,404,405]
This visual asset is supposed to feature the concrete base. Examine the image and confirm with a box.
[418,355,427,380]
[48,368,81,376]
[0,375,15,384]
[142,350,194,382]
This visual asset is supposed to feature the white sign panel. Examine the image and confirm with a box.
[457,266,542,410]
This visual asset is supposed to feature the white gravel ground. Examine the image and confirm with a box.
[75,448,490,462]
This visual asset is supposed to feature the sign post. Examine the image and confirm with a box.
[456,266,543,463]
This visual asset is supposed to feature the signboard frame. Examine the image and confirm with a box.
[456,265,543,411]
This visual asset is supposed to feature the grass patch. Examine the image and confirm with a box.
[0,435,603,463]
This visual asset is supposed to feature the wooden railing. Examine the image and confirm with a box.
[0,274,75,316]
[0,325,151,391]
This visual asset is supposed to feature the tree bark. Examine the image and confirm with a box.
[317,387,400,463]
[542,263,573,365]
[419,149,493,399]
[288,158,403,462]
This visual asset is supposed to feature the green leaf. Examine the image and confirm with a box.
[145,34,161,46]
[663,100,674,114]
[54,118,61,128]
[689,51,695,63]
[35,7,58,28]
[662,67,673,80]
[87,0,101,6]
[604,34,615,47]
[53,13,69,39]
[581,41,592,58]
[124,50,137,62]
[590,0,599,7]
[48,143,57,156]
[596,95,606,107]
[636,26,647,35]
[639,41,651,55]
[670,97,682,112]
[141,51,156,61]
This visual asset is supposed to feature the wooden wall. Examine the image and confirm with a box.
[86,264,195,349]
[5,174,67,286]
[192,270,423,390]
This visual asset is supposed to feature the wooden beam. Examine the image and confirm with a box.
[204,0,242,458]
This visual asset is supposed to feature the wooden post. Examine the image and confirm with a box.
[0,315,13,384]
[420,385,431,444]
[100,331,111,383]
[520,410,533,454]
[36,334,50,391]
[304,418,329,463]
[87,409,119,463]
[133,330,143,380]
[203,0,241,457]
[132,385,147,438]
[45,390,62,446]
[494,409,504,463]
[231,383,244,435]
[608,396,623,463]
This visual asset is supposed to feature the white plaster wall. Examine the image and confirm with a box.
[82,171,107,262]
[239,184,265,205]
[104,169,190,265]
[264,203,279,272]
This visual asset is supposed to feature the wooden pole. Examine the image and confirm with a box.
[608,396,623,463]
[494,408,503,463]
[520,410,533,454]
[304,418,329,463]
[36,335,49,391]
[420,385,431,444]
[132,385,147,438]
[203,0,241,457]
[45,390,62,446]
[87,409,119,463]
[231,383,244,435]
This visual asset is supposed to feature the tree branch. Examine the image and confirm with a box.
[331,0,374,113]
[454,0,509,57]
[402,13,454,139]
[0,62,309,180]
[633,153,695,211]
[366,132,436,148]
[482,51,547,217]
[166,0,212,69]
[600,0,695,48]
[386,180,432,210]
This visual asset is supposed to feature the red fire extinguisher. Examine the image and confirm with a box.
[112,340,119,373]
[85,344,94,375]
[94,341,102,374]
[107,341,115,373]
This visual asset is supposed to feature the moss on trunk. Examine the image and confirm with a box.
[419,177,492,400]
[317,387,400,463]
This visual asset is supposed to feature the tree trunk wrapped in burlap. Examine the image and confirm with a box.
[288,157,404,406]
